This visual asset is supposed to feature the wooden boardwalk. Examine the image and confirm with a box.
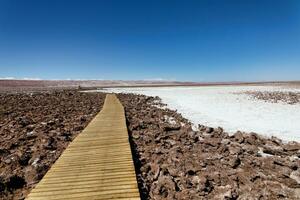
[26,94,140,200]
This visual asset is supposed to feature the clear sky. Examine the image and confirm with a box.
[0,0,299,81]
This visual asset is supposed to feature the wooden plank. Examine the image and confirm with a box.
[26,94,140,200]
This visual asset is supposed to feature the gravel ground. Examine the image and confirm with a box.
[0,90,106,199]
[118,93,300,200]
[244,91,300,105]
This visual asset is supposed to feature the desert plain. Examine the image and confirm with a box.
[0,80,300,199]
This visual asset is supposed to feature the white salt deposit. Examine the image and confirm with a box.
[164,115,177,125]
[98,85,300,142]
[257,147,273,157]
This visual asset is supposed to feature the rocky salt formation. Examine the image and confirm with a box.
[0,91,105,199]
[118,93,300,200]
[244,91,300,105]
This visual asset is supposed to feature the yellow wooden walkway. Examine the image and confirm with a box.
[26,94,140,200]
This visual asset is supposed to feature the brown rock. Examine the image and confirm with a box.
[205,127,214,134]
[233,131,245,143]
[229,156,241,169]
[284,142,300,151]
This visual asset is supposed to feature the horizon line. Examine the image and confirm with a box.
[0,78,299,84]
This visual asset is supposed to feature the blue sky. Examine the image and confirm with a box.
[0,0,299,81]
